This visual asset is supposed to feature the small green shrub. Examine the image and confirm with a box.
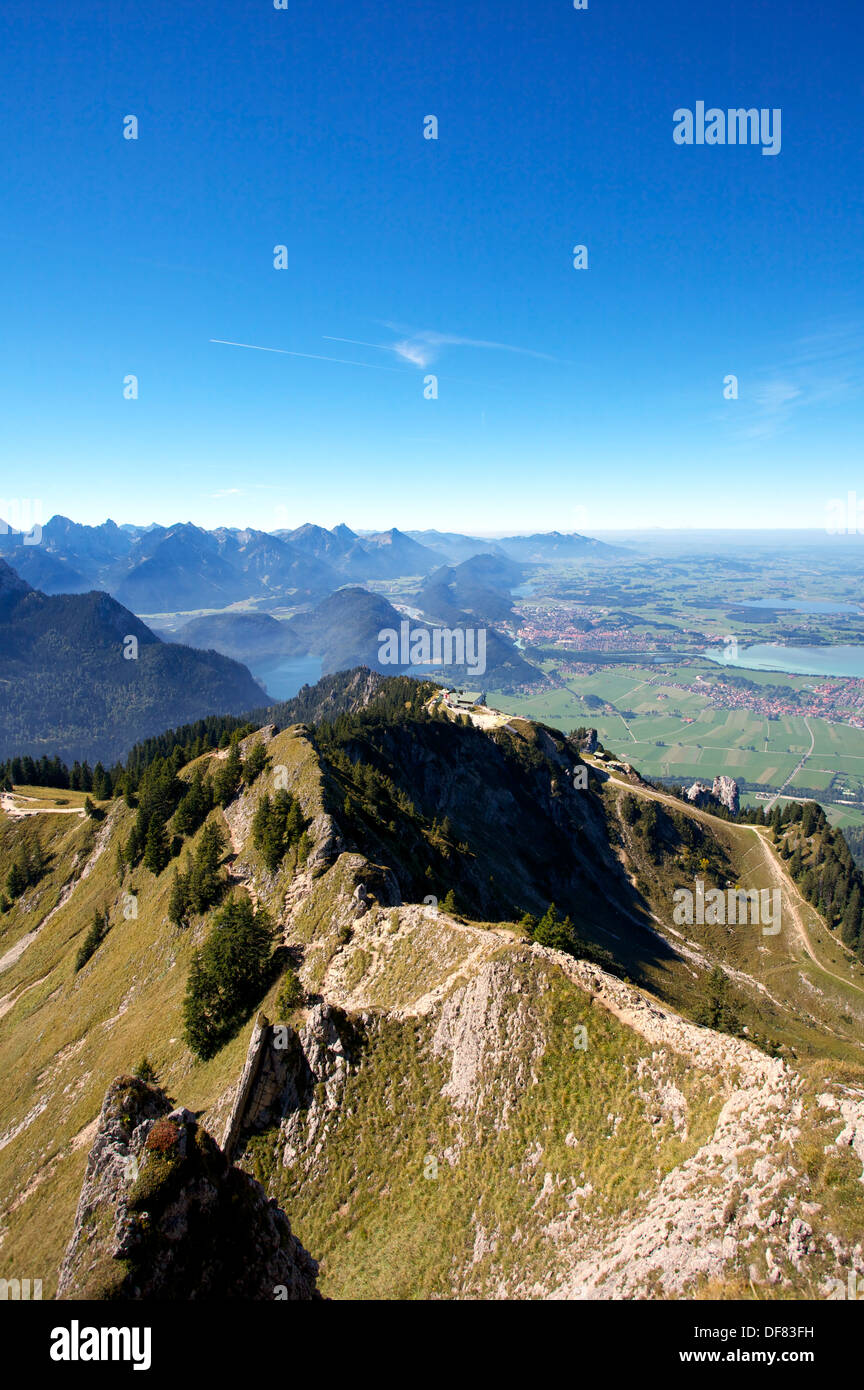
[276,968,303,1015]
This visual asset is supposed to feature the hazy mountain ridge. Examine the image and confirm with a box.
[406,529,626,565]
[280,585,540,687]
[495,531,628,563]
[166,612,305,666]
[416,553,526,625]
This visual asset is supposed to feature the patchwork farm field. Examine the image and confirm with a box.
[487,660,864,813]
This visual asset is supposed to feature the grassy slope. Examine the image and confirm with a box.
[248,952,728,1299]
[592,769,864,1065]
[0,729,321,1295]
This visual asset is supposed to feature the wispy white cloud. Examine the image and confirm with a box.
[392,337,436,368]
[752,380,801,411]
[323,327,564,370]
[730,322,864,440]
[785,322,864,369]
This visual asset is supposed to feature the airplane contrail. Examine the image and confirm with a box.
[323,335,396,351]
[209,338,412,373]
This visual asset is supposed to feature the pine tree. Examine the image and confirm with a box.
[92,763,110,800]
[169,869,190,927]
[252,790,305,871]
[840,886,862,949]
[532,903,576,954]
[212,746,242,807]
[242,741,269,785]
[276,968,303,1015]
[75,908,110,972]
[174,770,211,837]
[187,820,226,912]
[143,817,170,875]
[696,965,741,1035]
[801,801,818,838]
[6,858,26,899]
[182,897,274,1059]
[182,953,222,1059]
[252,793,272,849]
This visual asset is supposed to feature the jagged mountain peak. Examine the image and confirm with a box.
[57,1076,319,1300]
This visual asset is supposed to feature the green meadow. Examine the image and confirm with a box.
[488,659,864,812]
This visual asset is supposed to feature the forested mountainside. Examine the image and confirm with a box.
[0,558,265,763]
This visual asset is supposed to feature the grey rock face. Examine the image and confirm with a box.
[712,776,740,815]
[57,1076,319,1301]
[685,781,714,808]
[279,1004,361,1172]
[685,777,739,815]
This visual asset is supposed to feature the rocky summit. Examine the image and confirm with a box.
[57,1076,318,1300]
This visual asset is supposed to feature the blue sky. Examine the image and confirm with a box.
[1,0,862,534]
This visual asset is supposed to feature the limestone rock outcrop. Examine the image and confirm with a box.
[712,775,740,815]
[572,727,598,754]
[57,1076,319,1300]
[685,776,739,815]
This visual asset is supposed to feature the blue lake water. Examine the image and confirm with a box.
[706,644,864,678]
[735,597,862,616]
[253,657,323,701]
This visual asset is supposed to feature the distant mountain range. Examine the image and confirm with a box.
[407,529,627,565]
[0,518,444,613]
[0,518,338,612]
[287,524,445,579]
[494,531,628,563]
[164,585,540,690]
[0,517,622,615]
[0,559,265,763]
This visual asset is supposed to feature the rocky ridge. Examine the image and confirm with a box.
[57,1076,319,1300]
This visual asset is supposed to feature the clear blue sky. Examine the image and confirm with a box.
[1,0,862,534]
